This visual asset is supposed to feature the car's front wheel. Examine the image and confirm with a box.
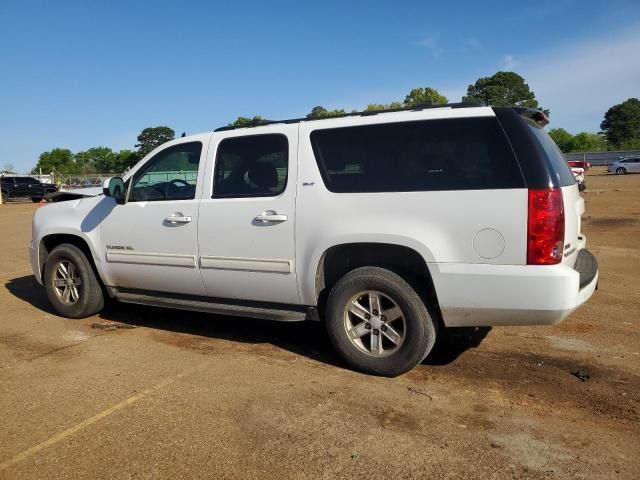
[43,243,104,318]
[325,267,437,377]
[616,167,627,175]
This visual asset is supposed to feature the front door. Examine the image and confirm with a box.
[197,126,299,304]
[99,139,207,296]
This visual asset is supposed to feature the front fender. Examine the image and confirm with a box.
[33,196,117,286]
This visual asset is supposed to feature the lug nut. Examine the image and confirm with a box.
[373,329,379,335]
[373,310,378,316]
[365,313,371,320]
[381,326,387,332]
[380,315,386,322]
[365,323,371,329]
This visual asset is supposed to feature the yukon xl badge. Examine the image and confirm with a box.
[106,245,134,251]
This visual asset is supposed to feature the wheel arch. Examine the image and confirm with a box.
[39,233,107,291]
[312,242,443,325]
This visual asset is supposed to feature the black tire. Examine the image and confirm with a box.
[31,197,42,203]
[616,167,627,175]
[43,243,104,318]
[325,266,437,377]
[1,189,9,200]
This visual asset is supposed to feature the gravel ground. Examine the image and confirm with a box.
[0,167,638,479]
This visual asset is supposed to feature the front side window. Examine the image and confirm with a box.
[129,142,202,202]
[310,117,524,193]
[213,134,288,198]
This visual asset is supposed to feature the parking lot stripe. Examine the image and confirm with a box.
[0,366,203,471]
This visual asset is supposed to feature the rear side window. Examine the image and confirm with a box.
[522,118,576,186]
[310,117,524,193]
[213,134,288,198]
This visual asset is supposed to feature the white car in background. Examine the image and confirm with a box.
[608,157,640,174]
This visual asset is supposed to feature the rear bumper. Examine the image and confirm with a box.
[433,249,598,327]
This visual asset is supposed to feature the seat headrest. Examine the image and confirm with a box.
[248,162,278,189]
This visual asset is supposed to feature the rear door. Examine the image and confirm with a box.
[197,125,300,304]
[629,157,640,172]
[14,177,31,196]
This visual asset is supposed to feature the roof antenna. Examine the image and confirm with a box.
[181,132,186,137]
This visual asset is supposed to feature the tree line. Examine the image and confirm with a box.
[33,71,640,174]
[34,127,176,175]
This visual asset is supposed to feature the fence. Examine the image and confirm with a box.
[564,150,640,166]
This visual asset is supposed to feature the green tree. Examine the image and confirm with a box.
[463,71,546,113]
[135,126,175,158]
[113,150,139,173]
[75,147,115,173]
[36,148,76,173]
[306,106,346,119]
[600,98,640,149]
[548,128,574,152]
[229,116,265,127]
[365,102,403,111]
[403,87,448,107]
[569,132,606,152]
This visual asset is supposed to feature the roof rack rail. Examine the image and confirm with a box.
[214,101,483,132]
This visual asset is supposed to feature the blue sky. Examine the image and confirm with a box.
[1,0,639,172]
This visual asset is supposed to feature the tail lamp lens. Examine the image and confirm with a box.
[527,188,564,265]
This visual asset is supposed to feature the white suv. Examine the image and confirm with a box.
[29,104,599,376]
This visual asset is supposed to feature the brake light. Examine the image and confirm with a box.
[527,188,564,265]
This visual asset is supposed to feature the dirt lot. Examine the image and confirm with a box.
[0,168,638,479]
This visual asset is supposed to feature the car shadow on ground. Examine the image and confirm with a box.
[5,274,491,370]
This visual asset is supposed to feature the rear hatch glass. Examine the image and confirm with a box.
[521,116,576,186]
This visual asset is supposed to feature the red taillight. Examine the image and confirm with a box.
[527,188,564,265]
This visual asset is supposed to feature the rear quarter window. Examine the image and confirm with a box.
[310,117,524,193]
[523,118,576,186]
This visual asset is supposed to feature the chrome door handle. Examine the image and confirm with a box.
[165,214,192,224]
[255,210,288,223]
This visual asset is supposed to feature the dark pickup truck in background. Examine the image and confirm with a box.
[1,176,58,202]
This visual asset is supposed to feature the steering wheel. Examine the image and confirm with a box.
[169,179,191,188]
[148,179,192,199]
[165,178,192,197]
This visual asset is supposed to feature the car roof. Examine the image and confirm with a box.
[214,102,484,132]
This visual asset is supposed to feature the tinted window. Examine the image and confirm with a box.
[16,177,36,184]
[130,142,202,202]
[522,119,576,186]
[310,117,524,193]
[213,134,288,198]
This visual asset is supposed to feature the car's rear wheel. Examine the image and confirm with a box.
[616,167,627,175]
[31,197,42,202]
[44,243,104,318]
[325,267,437,377]
[1,189,8,201]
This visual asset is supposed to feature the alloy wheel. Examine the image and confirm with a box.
[52,260,82,305]
[343,290,406,357]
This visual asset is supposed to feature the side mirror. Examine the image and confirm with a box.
[103,177,126,204]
